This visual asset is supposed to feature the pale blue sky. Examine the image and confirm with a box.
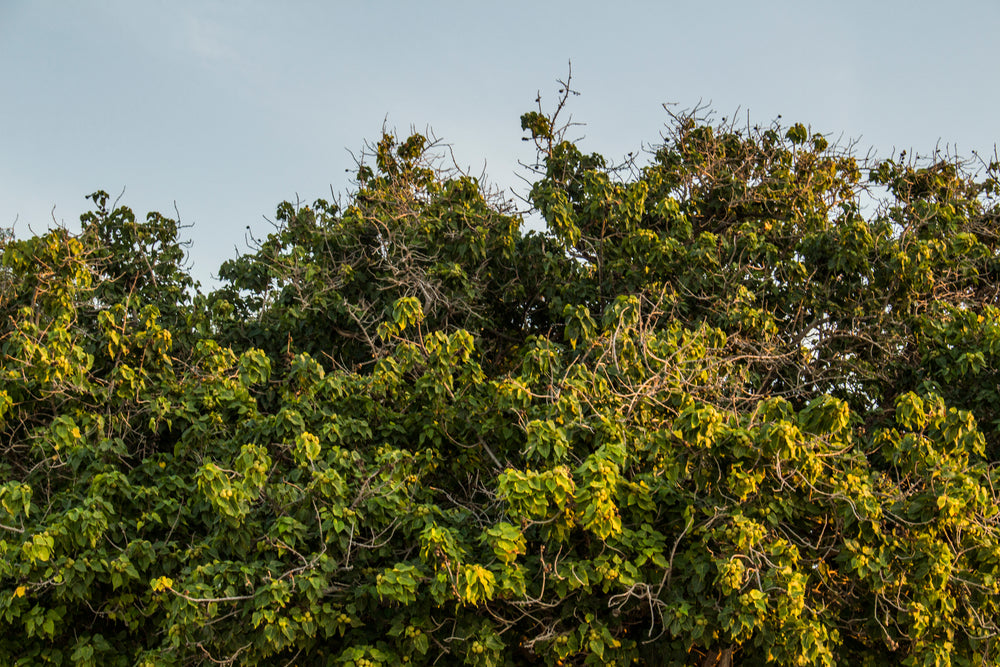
[3,1,997,286]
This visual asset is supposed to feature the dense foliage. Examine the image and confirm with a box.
[3,88,1000,666]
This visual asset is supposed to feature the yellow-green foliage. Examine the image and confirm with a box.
[2,93,1000,666]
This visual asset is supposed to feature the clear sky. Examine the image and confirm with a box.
[3,1,998,286]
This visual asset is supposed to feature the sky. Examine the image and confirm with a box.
[2,1,998,287]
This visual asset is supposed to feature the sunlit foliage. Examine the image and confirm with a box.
[2,84,1000,665]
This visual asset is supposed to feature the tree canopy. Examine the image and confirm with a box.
[2,85,1000,666]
